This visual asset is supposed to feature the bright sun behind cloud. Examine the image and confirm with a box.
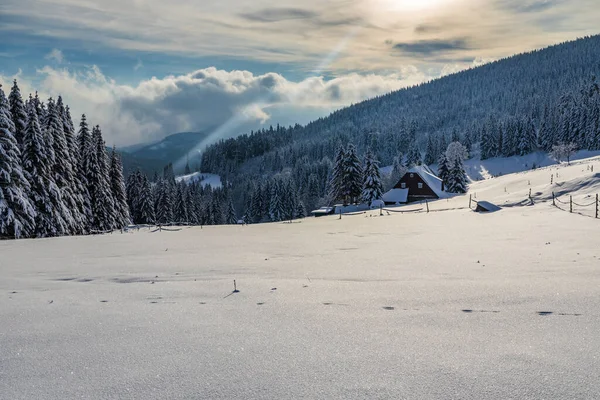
[378,0,454,13]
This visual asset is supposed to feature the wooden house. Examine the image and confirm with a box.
[383,166,446,205]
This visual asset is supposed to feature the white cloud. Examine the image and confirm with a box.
[0,65,430,147]
[44,49,65,64]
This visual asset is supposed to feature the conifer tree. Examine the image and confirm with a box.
[437,153,450,189]
[447,158,468,193]
[343,143,363,204]
[269,181,284,222]
[361,149,384,205]
[22,97,67,237]
[173,183,189,224]
[138,174,155,224]
[109,147,130,228]
[45,97,78,233]
[328,146,346,204]
[88,126,115,231]
[406,141,421,167]
[226,198,237,224]
[0,85,36,238]
[155,178,173,224]
[295,201,306,219]
[424,135,436,165]
[8,80,27,151]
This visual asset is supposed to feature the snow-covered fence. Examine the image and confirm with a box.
[552,192,599,218]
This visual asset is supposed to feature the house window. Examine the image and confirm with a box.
[410,173,414,178]
[401,183,406,189]
[418,183,423,189]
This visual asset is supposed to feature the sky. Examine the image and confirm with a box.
[1,0,599,147]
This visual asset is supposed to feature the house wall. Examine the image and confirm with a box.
[393,172,439,201]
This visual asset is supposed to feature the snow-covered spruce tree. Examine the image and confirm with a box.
[269,181,284,222]
[361,148,384,205]
[226,198,237,224]
[155,178,173,224]
[0,84,36,238]
[87,125,115,231]
[295,201,306,219]
[59,100,90,232]
[22,97,67,237]
[327,145,346,204]
[45,97,78,234]
[343,143,363,204]
[126,171,141,223]
[185,184,199,225]
[406,141,421,167]
[424,135,436,165]
[173,183,189,224]
[447,158,468,194]
[138,174,155,224]
[211,197,223,225]
[437,152,450,189]
[8,80,27,152]
[387,153,407,190]
[109,147,130,228]
[250,183,264,223]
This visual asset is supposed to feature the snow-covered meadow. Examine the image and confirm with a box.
[2,157,600,399]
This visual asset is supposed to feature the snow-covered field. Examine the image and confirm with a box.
[2,158,600,399]
[175,171,222,188]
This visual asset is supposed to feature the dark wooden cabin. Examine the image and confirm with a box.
[385,166,445,204]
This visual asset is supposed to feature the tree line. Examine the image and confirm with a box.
[0,80,129,239]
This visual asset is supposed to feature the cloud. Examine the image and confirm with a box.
[392,38,473,56]
[134,59,143,71]
[0,65,429,147]
[239,8,317,23]
[45,49,64,63]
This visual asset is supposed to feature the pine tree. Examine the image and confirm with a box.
[109,147,130,228]
[269,181,284,222]
[437,153,450,189]
[295,201,306,219]
[250,183,264,223]
[226,198,237,224]
[59,99,89,233]
[447,158,468,193]
[45,97,78,233]
[8,80,27,152]
[343,143,363,204]
[424,135,436,165]
[406,141,421,167]
[328,146,346,204]
[88,125,115,231]
[22,97,67,237]
[173,183,189,224]
[0,84,36,238]
[155,179,173,224]
[138,174,155,224]
[361,149,384,205]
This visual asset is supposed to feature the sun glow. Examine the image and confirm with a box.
[379,0,453,13]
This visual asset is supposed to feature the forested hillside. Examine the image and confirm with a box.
[199,34,600,216]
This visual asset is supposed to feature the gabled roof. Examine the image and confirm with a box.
[407,165,446,198]
[382,188,409,204]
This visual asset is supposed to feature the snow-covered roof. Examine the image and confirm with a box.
[475,201,501,212]
[408,165,446,197]
[311,207,335,215]
[382,188,409,204]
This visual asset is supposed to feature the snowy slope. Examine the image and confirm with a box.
[2,160,600,399]
[175,172,222,188]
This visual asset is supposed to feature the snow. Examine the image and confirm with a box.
[175,172,222,188]
[382,188,409,204]
[2,156,600,399]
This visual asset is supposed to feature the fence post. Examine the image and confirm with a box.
[529,188,532,199]
[469,194,472,209]
[570,196,573,213]
[426,199,429,213]
[596,194,599,219]
[380,204,383,216]
[339,208,342,220]
[552,192,555,206]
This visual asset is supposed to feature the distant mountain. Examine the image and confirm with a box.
[120,131,211,176]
